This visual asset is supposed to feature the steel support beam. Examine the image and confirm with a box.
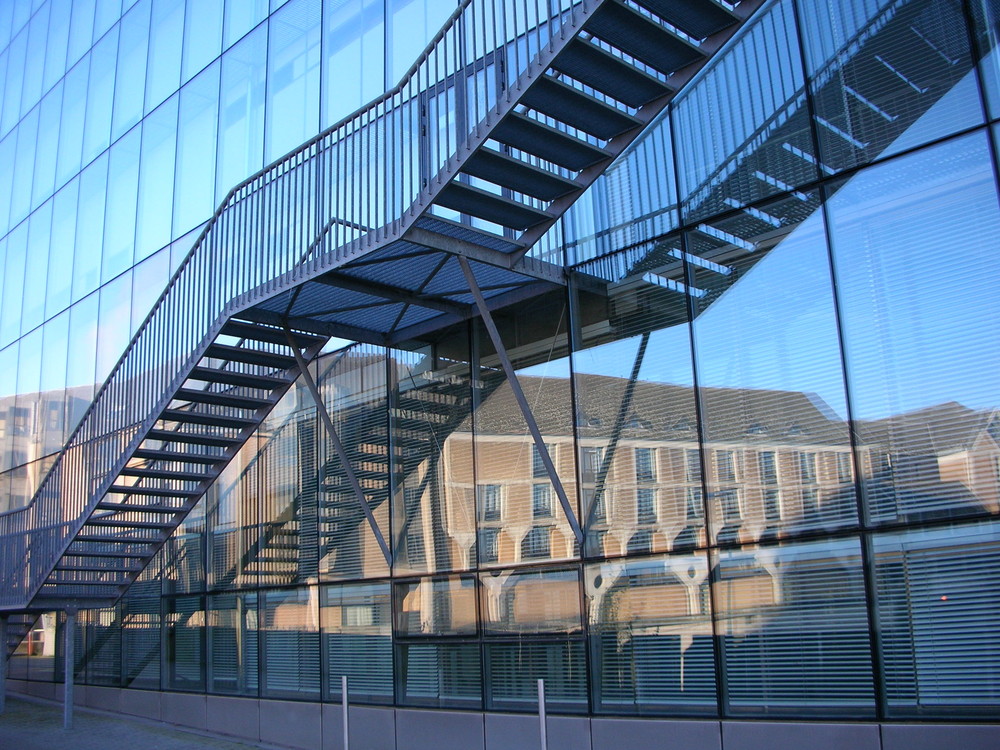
[459,256,584,545]
[283,329,393,566]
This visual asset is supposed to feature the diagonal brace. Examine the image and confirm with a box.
[459,256,584,545]
[284,328,393,566]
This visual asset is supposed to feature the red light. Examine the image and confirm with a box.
[940,596,948,602]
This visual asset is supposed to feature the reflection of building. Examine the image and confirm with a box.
[3,0,1000,747]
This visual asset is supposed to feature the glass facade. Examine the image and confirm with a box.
[4,0,1000,729]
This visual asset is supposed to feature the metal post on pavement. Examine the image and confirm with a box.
[538,678,547,750]
[64,608,76,730]
[342,675,350,750]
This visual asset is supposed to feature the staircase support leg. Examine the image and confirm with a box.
[458,256,584,545]
[63,608,75,730]
[0,614,7,715]
[283,330,394,567]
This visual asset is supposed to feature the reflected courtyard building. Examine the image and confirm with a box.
[1,0,1000,748]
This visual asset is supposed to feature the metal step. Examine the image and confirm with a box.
[61,549,150,559]
[132,447,226,464]
[585,1,704,75]
[86,518,177,530]
[54,564,144,573]
[221,320,325,348]
[160,409,258,430]
[174,388,273,410]
[73,534,163,545]
[204,343,297,369]
[461,149,578,201]
[96,501,191,513]
[551,37,672,108]
[108,484,203,498]
[521,75,641,139]
[188,366,290,390]
[145,428,243,448]
[492,112,609,171]
[636,0,738,39]
[434,182,552,230]
[119,467,211,482]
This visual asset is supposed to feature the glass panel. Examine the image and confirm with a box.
[10,107,39,227]
[173,60,220,237]
[971,0,1000,118]
[398,641,481,708]
[102,124,141,282]
[828,132,1000,525]
[182,0,223,83]
[66,292,100,426]
[164,595,205,691]
[18,2,48,116]
[68,0,97,67]
[481,567,581,635]
[322,582,393,703]
[56,56,90,187]
[39,311,70,455]
[44,0,72,92]
[95,270,133,384]
[387,0,456,84]
[474,293,579,566]
[485,640,587,713]
[0,224,26,348]
[261,587,321,699]
[145,0,184,113]
[207,438,261,591]
[714,538,875,716]
[572,237,702,557]
[673,0,811,222]
[317,344,391,581]
[391,345,475,576]
[72,153,108,302]
[112,0,151,141]
[872,520,1000,717]
[321,0,384,127]
[216,23,267,199]
[223,0,267,48]
[22,201,52,335]
[265,0,321,162]
[136,95,178,261]
[82,23,119,165]
[802,0,983,171]
[689,189,857,543]
[208,592,259,696]
[587,554,716,714]
[395,575,477,636]
[32,83,62,209]
[123,595,161,688]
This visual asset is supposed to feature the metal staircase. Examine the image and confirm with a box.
[0,0,761,637]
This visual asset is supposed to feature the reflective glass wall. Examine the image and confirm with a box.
[8,0,1000,726]
[0,0,458,513]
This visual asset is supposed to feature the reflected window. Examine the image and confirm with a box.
[801,488,819,518]
[799,452,818,484]
[686,449,702,483]
[716,450,737,483]
[686,488,704,521]
[837,452,854,484]
[719,489,741,522]
[522,527,551,559]
[764,489,782,522]
[479,528,500,564]
[532,443,554,478]
[532,484,552,519]
[635,447,656,483]
[627,529,653,555]
[637,488,657,524]
[758,451,777,484]
[580,446,603,483]
[479,484,502,521]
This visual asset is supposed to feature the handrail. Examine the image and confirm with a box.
[0,0,597,608]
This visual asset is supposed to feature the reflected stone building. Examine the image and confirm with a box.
[2,0,1000,749]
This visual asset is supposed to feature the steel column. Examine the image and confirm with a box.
[459,256,583,544]
[283,329,393,566]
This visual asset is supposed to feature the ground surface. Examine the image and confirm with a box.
[0,695,271,749]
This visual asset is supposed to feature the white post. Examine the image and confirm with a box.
[63,609,76,730]
[0,614,7,715]
[538,678,547,750]
[342,675,349,750]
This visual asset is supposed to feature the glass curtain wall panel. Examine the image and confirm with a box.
[872,519,1000,717]
[144,0,184,114]
[317,345,391,581]
[265,0,321,162]
[713,537,875,716]
[135,94,178,262]
[224,0,268,48]
[173,60,220,238]
[391,342,475,576]
[971,0,1000,117]
[112,0,150,143]
[182,0,224,85]
[260,587,321,699]
[473,293,579,567]
[163,595,206,691]
[689,189,857,544]
[827,131,1000,525]
[322,0,385,127]
[208,438,263,591]
[78,606,123,686]
[208,592,260,696]
[397,640,482,708]
[572,239,702,558]
[586,554,716,714]
[673,0,812,223]
[799,0,983,173]
[216,23,267,202]
[122,594,162,689]
[322,582,393,703]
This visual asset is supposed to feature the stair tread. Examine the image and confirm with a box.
[145,428,244,447]
[189,366,290,390]
[585,1,705,76]
[552,37,672,109]
[635,0,738,40]
[221,320,325,348]
[175,388,273,410]
[521,75,641,140]
[434,182,552,230]
[204,343,297,369]
[491,112,609,171]
[160,408,259,429]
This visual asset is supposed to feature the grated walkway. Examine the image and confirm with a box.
[0,695,274,750]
